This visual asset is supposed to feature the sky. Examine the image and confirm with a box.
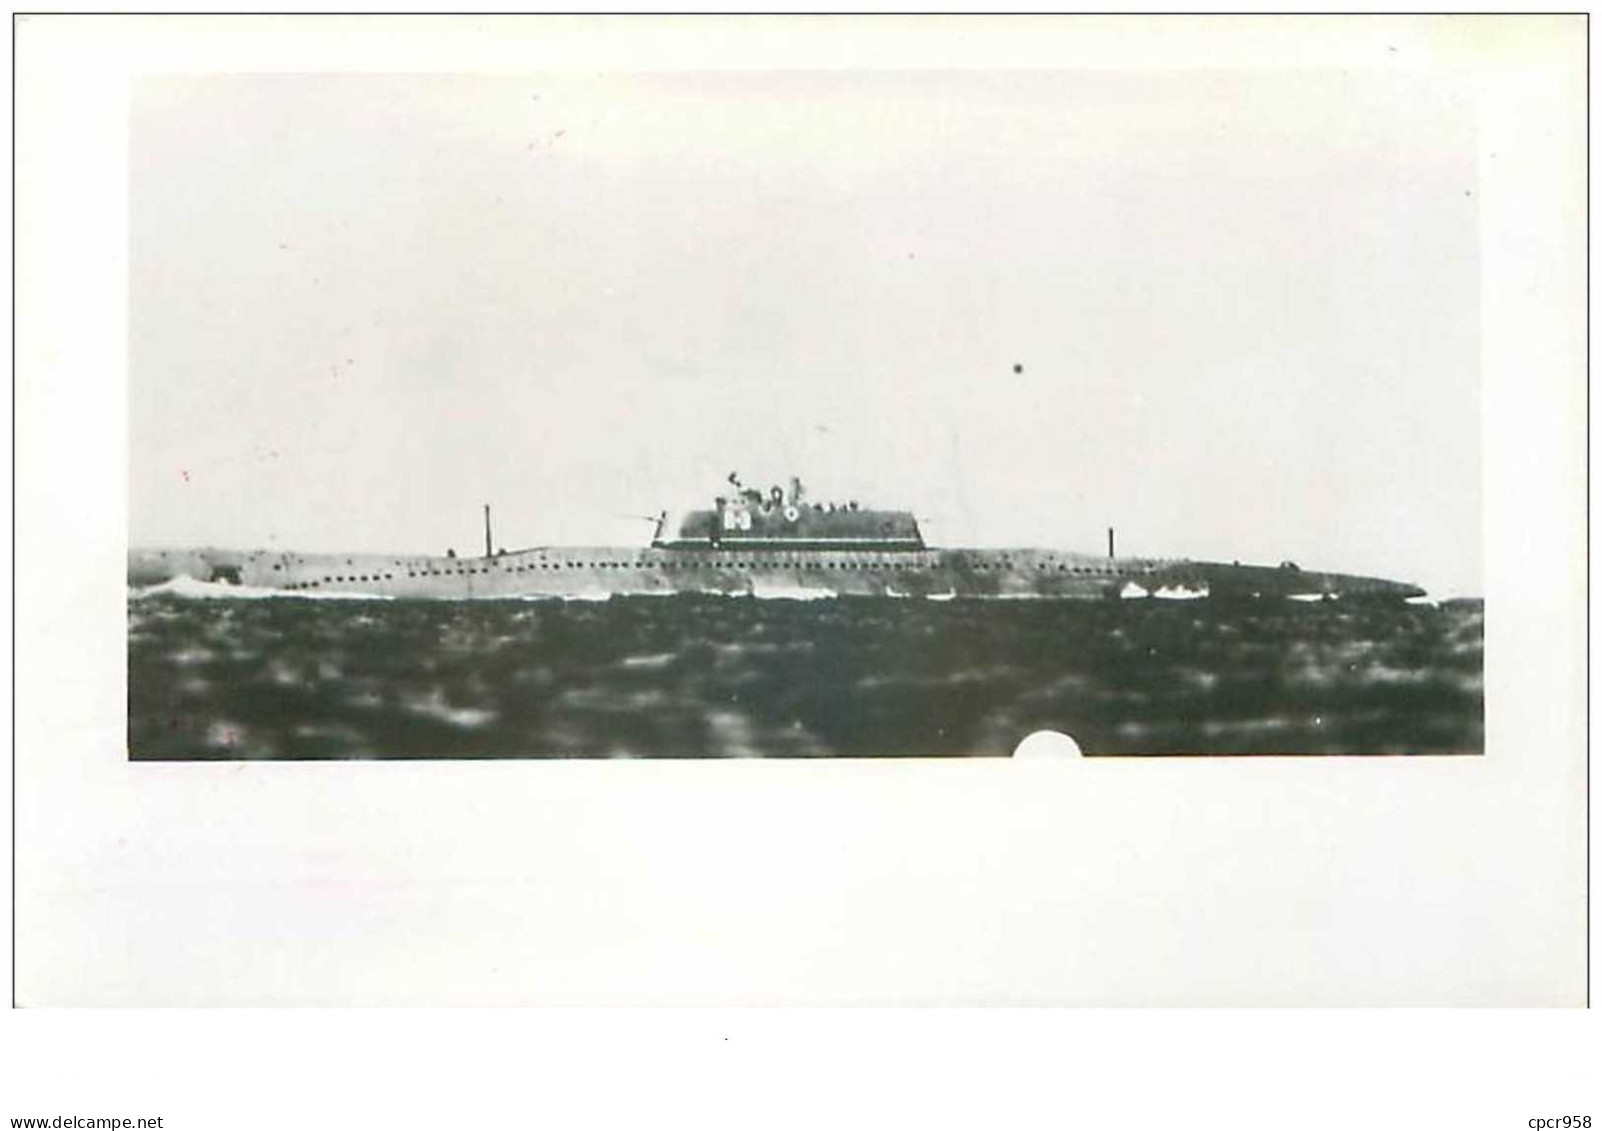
[131,70,1481,595]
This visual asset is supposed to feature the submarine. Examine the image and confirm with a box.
[127,472,1427,602]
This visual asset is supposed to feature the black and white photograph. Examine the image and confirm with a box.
[127,67,1483,760]
[13,14,1586,1019]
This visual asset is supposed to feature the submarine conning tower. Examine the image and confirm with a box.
[651,473,926,551]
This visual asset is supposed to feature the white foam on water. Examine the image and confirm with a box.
[1288,593,1328,603]
[1119,581,1151,599]
[402,690,497,729]
[620,652,677,670]
[749,583,838,601]
[1153,584,1209,600]
[926,591,958,601]
[129,576,391,601]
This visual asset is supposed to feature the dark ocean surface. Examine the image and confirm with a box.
[127,587,1483,759]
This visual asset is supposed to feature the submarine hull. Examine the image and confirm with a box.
[127,545,1425,601]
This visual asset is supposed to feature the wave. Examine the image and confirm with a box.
[129,576,392,601]
[748,583,838,601]
[1153,584,1209,601]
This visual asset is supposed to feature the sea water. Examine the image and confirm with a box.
[127,589,1483,759]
